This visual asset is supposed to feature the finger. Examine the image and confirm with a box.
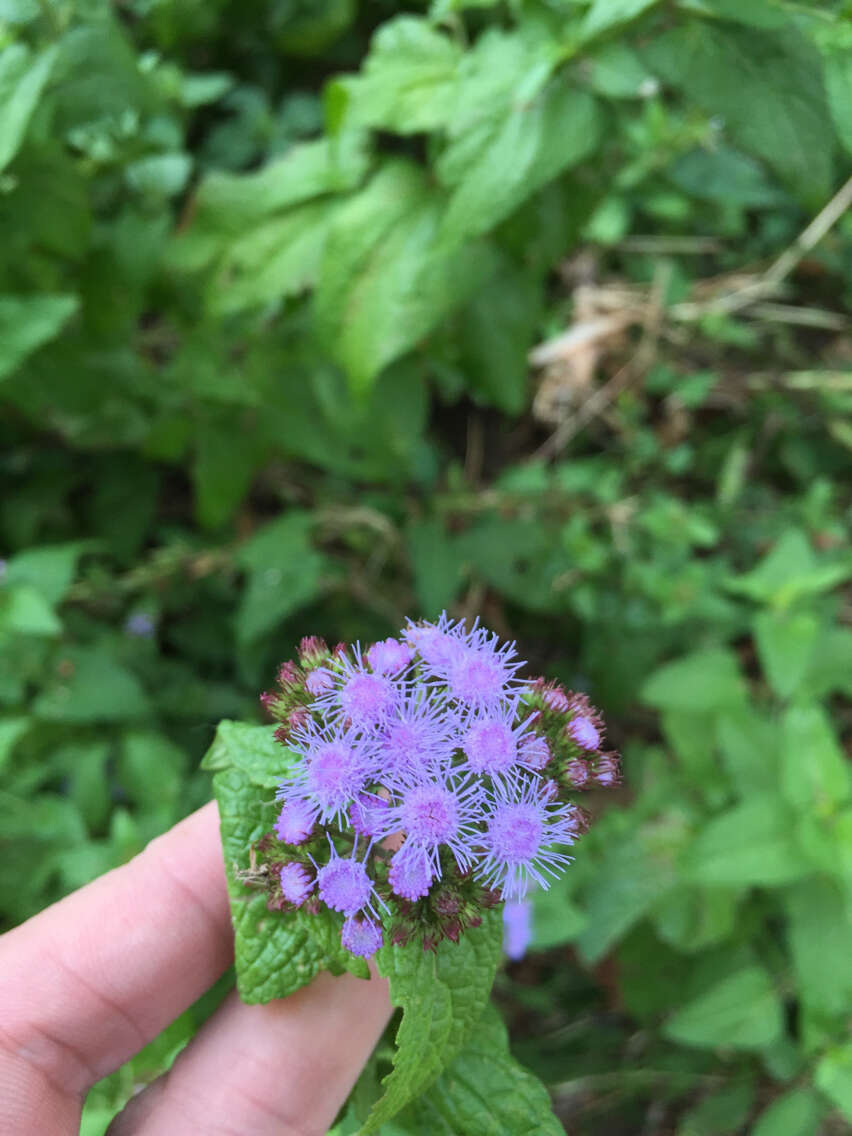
[0,802,233,1133]
[107,969,392,1136]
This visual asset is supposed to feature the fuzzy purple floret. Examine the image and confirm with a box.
[568,716,601,751]
[503,899,533,961]
[341,916,383,957]
[279,862,313,906]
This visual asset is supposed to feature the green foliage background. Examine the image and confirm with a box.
[1,0,851,1131]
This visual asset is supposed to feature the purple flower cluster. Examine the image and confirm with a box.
[254,615,618,959]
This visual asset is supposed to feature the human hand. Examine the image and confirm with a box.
[0,802,392,1134]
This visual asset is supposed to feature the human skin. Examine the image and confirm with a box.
[0,801,392,1135]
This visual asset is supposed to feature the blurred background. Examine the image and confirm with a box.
[1,0,851,1132]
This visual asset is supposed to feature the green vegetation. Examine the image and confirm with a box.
[1,0,850,1131]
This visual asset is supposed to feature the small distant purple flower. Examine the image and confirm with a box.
[568,716,601,751]
[274,798,316,844]
[503,899,532,961]
[125,612,155,638]
[388,845,434,901]
[476,779,576,900]
[367,638,414,675]
[305,668,334,695]
[341,915,383,957]
[279,862,313,906]
[315,847,376,916]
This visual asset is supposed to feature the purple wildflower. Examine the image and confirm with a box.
[461,706,533,778]
[341,916,383,957]
[279,862,313,906]
[382,767,482,875]
[274,798,316,844]
[379,692,458,782]
[388,845,434,901]
[476,778,577,899]
[125,612,155,638]
[287,722,374,824]
[568,716,601,751]
[348,791,391,838]
[519,734,551,770]
[315,846,376,916]
[367,637,414,675]
[503,899,533,961]
[305,668,334,695]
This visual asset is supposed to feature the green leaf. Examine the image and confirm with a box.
[751,1089,826,1136]
[457,265,541,414]
[212,763,345,1003]
[394,1003,562,1135]
[336,17,461,134]
[677,1080,754,1136]
[684,799,808,887]
[406,518,465,618]
[119,731,186,810]
[33,648,150,721]
[581,0,661,41]
[576,829,678,962]
[0,43,58,172]
[0,715,29,773]
[125,152,192,199]
[784,878,852,1018]
[816,30,852,155]
[781,704,850,814]
[0,295,78,381]
[236,512,326,643]
[189,134,369,232]
[438,82,600,244]
[644,24,834,202]
[362,908,503,1133]
[201,720,296,789]
[726,529,850,609]
[664,966,782,1050]
[753,609,819,699]
[0,584,62,638]
[716,708,780,796]
[194,417,264,530]
[816,1044,852,1122]
[4,542,87,606]
[208,199,335,314]
[315,161,495,395]
[641,648,745,713]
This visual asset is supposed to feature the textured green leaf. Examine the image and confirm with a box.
[815,25,852,155]
[0,43,58,172]
[212,763,340,1003]
[336,17,461,134]
[362,908,503,1133]
[641,648,745,713]
[665,966,782,1050]
[193,417,264,530]
[394,1003,562,1135]
[751,1089,825,1136]
[201,720,296,789]
[315,161,495,394]
[406,518,465,618]
[236,512,326,643]
[644,24,834,201]
[438,82,600,243]
[676,1080,754,1136]
[0,716,29,773]
[0,294,78,381]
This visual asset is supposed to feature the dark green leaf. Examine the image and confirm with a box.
[665,966,782,1050]
[0,43,58,172]
[0,295,78,381]
[236,512,326,643]
[363,909,503,1132]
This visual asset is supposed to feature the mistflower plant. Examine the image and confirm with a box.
[243,613,619,959]
[204,612,619,1134]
